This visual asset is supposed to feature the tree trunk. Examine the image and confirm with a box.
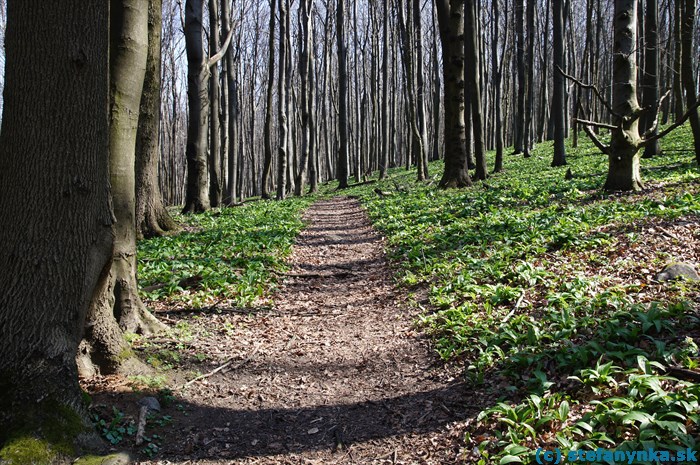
[380,0,390,179]
[136,0,180,240]
[605,0,644,191]
[222,0,238,205]
[0,1,112,446]
[276,0,289,200]
[465,0,487,180]
[680,0,700,163]
[492,0,505,172]
[208,0,222,208]
[262,0,277,199]
[436,0,472,188]
[337,0,350,188]
[183,0,211,213]
[413,0,429,180]
[523,0,536,157]
[552,0,568,166]
[641,0,661,158]
[82,0,166,377]
[295,0,314,196]
[514,0,526,154]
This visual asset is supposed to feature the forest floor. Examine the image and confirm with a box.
[85,197,476,464]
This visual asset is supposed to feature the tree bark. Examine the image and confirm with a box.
[262,0,276,199]
[380,0,390,179]
[183,0,211,213]
[136,0,180,240]
[552,0,568,166]
[276,0,289,200]
[641,0,661,158]
[436,0,472,188]
[464,0,487,180]
[605,0,644,190]
[0,1,112,446]
[680,0,700,163]
[514,0,526,154]
[295,0,315,195]
[82,0,166,377]
[337,0,350,188]
[208,0,223,208]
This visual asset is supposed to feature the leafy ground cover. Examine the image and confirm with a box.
[137,197,314,310]
[344,126,700,463]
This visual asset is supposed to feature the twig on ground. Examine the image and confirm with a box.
[181,344,261,389]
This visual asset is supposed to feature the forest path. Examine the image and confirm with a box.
[145,197,470,464]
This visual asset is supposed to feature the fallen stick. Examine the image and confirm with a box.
[134,405,149,446]
[181,344,261,389]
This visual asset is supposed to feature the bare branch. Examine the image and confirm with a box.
[573,118,617,131]
[556,65,618,118]
[208,26,235,68]
[642,89,671,138]
[581,124,610,154]
[642,94,700,146]
[576,101,610,154]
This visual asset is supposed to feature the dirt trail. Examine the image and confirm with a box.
[143,197,470,464]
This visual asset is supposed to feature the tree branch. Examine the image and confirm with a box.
[556,65,618,118]
[642,94,700,146]
[575,100,610,155]
[208,26,235,68]
[573,118,617,131]
[642,89,671,138]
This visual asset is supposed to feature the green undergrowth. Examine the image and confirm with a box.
[137,197,314,309]
[343,125,700,463]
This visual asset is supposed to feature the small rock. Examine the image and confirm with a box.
[138,396,161,412]
[655,263,700,282]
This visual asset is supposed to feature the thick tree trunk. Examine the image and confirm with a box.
[183,0,211,213]
[136,0,180,240]
[0,1,112,447]
[552,0,568,166]
[436,0,472,188]
[83,0,165,377]
[680,0,700,163]
[605,0,644,191]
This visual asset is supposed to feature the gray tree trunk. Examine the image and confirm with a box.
[465,0,487,180]
[641,0,661,157]
[183,0,211,212]
[136,0,180,239]
[0,1,112,443]
[436,0,472,188]
[552,0,568,166]
[262,0,276,199]
[82,0,166,377]
[276,0,289,199]
[605,0,644,190]
[337,0,350,188]
[680,0,700,163]
[208,0,222,207]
